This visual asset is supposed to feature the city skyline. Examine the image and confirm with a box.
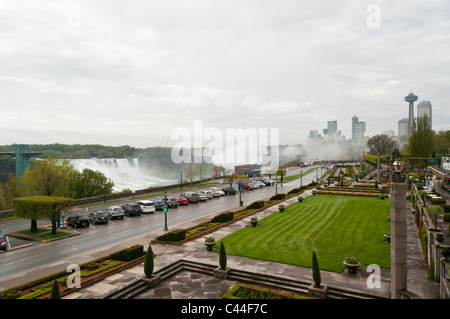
[0,1,449,148]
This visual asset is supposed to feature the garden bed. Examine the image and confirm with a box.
[222,283,309,299]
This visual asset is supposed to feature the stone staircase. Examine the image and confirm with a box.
[103,259,388,299]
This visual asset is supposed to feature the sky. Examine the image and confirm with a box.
[0,0,449,149]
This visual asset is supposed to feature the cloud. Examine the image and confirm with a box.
[0,0,449,148]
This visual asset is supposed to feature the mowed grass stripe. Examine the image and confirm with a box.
[216,196,391,273]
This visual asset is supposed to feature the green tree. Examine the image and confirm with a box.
[184,163,196,183]
[13,196,74,234]
[70,169,114,199]
[144,245,154,277]
[409,114,435,166]
[0,174,23,210]
[219,242,227,270]
[312,251,321,287]
[21,158,75,197]
[367,134,399,156]
[50,280,61,299]
[195,162,208,180]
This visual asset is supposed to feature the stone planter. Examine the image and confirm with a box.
[384,234,391,243]
[297,197,303,203]
[142,274,161,288]
[343,261,361,274]
[278,206,285,213]
[250,220,259,227]
[214,267,231,279]
[308,283,328,299]
[204,241,216,252]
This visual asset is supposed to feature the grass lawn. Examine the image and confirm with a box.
[216,195,391,273]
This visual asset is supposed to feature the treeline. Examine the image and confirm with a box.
[0,144,139,159]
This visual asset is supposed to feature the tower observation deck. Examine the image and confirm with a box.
[405,92,418,136]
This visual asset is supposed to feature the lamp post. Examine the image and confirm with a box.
[390,158,407,299]
[163,191,168,231]
[300,170,303,188]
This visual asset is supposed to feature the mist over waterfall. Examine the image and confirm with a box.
[70,158,177,192]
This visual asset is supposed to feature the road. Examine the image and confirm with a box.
[0,166,322,289]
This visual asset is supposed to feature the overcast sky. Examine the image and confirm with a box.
[1,0,449,149]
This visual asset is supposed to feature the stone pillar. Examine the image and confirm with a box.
[390,182,407,299]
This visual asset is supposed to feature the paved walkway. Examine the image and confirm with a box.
[63,190,440,300]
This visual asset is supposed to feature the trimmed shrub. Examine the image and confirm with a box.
[6,290,21,299]
[50,280,61,299]
[439,204,450,213]
[144,246,154,277]
[156,229,186,243]
[219,242,227,270]
[246,201,265,210]
[211,212,234,223]
[288,188,301,194]
[270,193,286,201]
[110,244,145,261]
[87,263,99,271]
[428,205,444,215]
[444,213,450,223]
[312,251,321,287]
[431,198,446,205]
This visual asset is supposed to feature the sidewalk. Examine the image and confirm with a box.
[63,190,440,300]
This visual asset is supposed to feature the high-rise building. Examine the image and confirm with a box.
[417,100,432,129]
[327,121,338,135]
[398,118,409,136]
[352,115,366,140]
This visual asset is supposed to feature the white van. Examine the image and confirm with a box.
[137,200,156,214]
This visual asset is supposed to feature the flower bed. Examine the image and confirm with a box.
[222,283,309,299]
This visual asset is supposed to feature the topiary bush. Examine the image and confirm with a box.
[156,229,186,243]
[270,193,286,201]
[87,263,99,271]
[439,204,450,213]
[211,211,234,223]
[246,201,265,209]
[431,198,446,205]
[444,213,450,223]
[110,245,145,261]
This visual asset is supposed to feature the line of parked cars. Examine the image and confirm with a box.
[65,180,274,228]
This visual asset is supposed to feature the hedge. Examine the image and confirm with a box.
[270,193,286,201]
[431,198,446,205]
[156,229,186,243]
[110,245,145,261]
[246,201,265,210]
[211,211,234,223]
[440,204,450,213]
[444,213,450,223]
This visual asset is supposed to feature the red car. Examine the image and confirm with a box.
[177,196,189,205]
[242,183,255,190]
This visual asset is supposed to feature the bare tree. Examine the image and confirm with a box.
[367,134,399,156]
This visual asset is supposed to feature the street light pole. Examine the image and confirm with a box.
[300,170,302,188]
[163,192,168,231]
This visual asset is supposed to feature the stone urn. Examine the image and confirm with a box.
[250,218,259,227]
[343,261,361,274]
[384,233,391,243]
[204,238,216,252]
[278,205,285,213]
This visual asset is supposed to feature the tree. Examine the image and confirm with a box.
[50,280,61,299]
[144,245,154,277]
[21,158,75,197]
[13,196,74,234]
[195,162,208,180]
[0,174,23,210]
[312,251,321,287]
[70,169,114,199]
[410,114,435,166]
[276,167,286,183]
[223,175,248,187]
[219,242,227,270]
[184,163,196,183]
[367,134,399,156]
[211,165,226,178]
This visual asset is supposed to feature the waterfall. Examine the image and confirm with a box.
[69,158,176,192]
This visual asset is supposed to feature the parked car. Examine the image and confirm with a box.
[181,192,200,203]
[168,197,179,208]
[197,193,208,201]
[0,231,7,251]
[198,190,213,199]
[137,200,156,214]
[260,178,275,185]
[222,187,236,195]
[104,206,125,220]
[241,183,255,190]
[67,214,90,228]
[88,211,109,224]
[210,187,225,196]
[250,181,266,188]
[177,196,189,205]
[154,200,165,210]
[121,203,142,216]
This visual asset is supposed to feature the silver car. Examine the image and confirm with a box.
[104,206,125,220]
